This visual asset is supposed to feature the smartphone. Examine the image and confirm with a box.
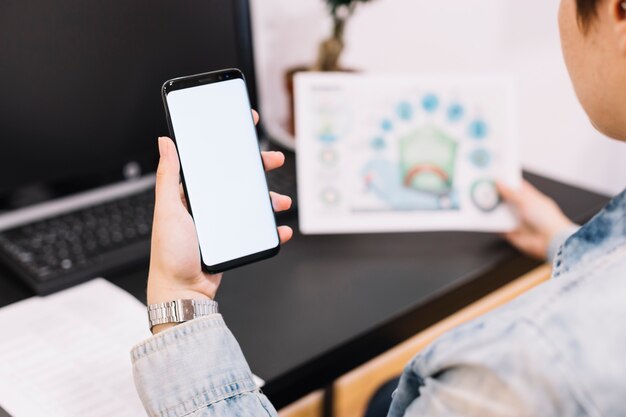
[162,68,280,273]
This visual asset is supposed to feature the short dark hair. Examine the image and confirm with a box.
[577,0,599,30]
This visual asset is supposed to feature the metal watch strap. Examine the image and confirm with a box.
[147,299,218,331]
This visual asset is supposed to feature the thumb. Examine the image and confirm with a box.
[496,180,523,208]
[155,137,181,208]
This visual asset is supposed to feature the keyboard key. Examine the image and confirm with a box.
[0,188,154,294]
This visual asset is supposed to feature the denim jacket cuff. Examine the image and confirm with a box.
[547,224,580,264]
[131,314,258,417]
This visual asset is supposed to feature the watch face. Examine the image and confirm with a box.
[181,300,196,321]
[148,299,218,331]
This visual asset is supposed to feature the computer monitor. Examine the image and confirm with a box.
[0,0,258,212]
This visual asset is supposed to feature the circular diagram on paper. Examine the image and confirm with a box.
[471,179,500,212]
[320,187,341,206]
[360,91,493,212]
[320,149,338,166]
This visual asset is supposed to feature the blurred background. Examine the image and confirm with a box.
[252,0,626,195]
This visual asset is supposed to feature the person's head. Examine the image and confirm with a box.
[559,0,626,140]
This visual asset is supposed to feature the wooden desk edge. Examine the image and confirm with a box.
[279,264,552,417]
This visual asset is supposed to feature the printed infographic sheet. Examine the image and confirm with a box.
[295,73,521,234]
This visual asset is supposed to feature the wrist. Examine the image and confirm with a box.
[546,223,580,262]
[147,276,216,305]
[545,219,576,245]
[147,282,214,305]
[150,322,178,335]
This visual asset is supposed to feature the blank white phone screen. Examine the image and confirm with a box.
[166,78,278,267]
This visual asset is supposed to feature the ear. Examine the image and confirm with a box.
[610,0,626,54]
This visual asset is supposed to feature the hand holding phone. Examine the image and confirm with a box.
[146,72,293,323]
[162,69,286,273]
[146,135,292,320]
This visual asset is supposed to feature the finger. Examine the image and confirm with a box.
[252,110,259,125]
[503,229,534,249]
[502,222,533,243]
[270,191,292,212]
[520,179,541,196]
[262,151,285,171]
[496,180,524,207]
[278,225,293,244]
[520,180,552,203]
[179,184,188,210]
[504,232,546,260]
[155,137,182,209]
[503,230,522,243]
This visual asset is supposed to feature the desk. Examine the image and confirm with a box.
[0,172,608,410]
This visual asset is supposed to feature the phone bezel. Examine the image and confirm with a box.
[161,68,280,274]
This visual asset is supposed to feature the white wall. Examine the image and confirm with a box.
[251,0,626,196]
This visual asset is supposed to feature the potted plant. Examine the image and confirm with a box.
[285,0,375,135]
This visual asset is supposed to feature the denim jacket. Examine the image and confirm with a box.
[132,190,626,417]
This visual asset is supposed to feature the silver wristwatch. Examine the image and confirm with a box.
[147,299,218,332]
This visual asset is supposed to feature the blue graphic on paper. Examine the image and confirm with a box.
[371,137,386,151]
[422,94,439,113]
[447,103,464,122]
[356,93,497,212]
[363,159,459,210]
[469,119,488,139]
[470,148,492,168]
[397,101,413,121]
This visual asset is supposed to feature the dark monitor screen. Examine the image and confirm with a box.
[0,0,256,210]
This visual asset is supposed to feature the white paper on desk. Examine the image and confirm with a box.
[0,279,150,417]
[0,279,266,417]
[295,73,522,234]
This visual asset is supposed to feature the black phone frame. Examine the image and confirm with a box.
[162,68,280,274]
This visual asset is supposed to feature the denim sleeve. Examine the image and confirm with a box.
[387,310,590,417]
[389,364,529,417]
[130,315,277,417]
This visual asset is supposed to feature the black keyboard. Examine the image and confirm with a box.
[0,189,154,295]
[0,152,297,295]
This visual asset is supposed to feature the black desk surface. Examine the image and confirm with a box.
[0,172,609,409]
